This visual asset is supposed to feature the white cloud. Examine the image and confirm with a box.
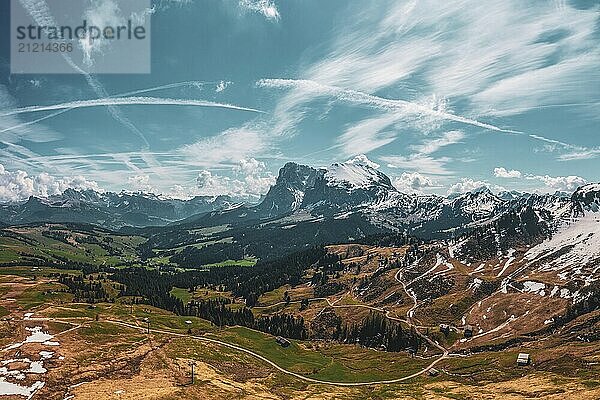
[233,157,275,196]
[448,178,499,195]
[375,130,464,178]
[0,164,100,203]
[179,127,270,167]
[196,170,221,191]
[128,174,154,192]
[196,158,275,200]
[381,154,452,176]
[233,157,264,175]
[492,166,587,192]
[473,53,600,117]
[317,0,599,117]
[0,86,63,145]
[336,113,400,156]
[393,172,435,193]
[411,130,465,155]
[526,174,587,192]
[558,149,600,161]
[80,0,123,67]
[494,167,522,178]
[256,0,599,163]
[239,0,280,21]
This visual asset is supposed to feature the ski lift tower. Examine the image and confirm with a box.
[188,360,196,385]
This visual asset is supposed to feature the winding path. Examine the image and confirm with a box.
[182,266,448,386]
[104,318,447,387]
[6,264,450,387]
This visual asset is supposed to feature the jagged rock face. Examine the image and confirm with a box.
[257,158,404,217]
[302,159,397,215]
[255,162,322,217]
[570,183,600,216]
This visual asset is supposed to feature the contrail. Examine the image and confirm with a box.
[257,78,595,152]
[1,97,264,116]
[257,78,524,134]
[528,134,584,151]
[0,109,71,134]
[17,0,152,149]
[0,81,216,134]
[118,81,214,96]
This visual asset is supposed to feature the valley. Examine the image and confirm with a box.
[0,160,599,399]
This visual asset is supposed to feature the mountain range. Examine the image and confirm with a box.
[168,156,580,242]
[0,157,593,241]
[0,189,234,228]
[2,157,596,276]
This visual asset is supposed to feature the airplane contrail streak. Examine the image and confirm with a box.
[257,78,523,134]
[0,81,216,134]
[1,97,265,116]
[257,78,596,152]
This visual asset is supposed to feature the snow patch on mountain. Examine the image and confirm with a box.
[325,155,390,190]
[525,211,600,280]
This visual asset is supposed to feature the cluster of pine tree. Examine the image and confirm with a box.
[337,312,422,352]
[41,230,70,244]
[254,314,307,339]
[113,268,185,314]
[163,246,328,306]
[169,243,245,268]
[110,248,323,339]
[185,298,307,339]
[185,298,254,327]
[58,274,109,303]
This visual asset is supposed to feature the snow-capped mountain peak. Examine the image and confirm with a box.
[324,155,393,191]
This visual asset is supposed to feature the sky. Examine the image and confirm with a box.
[0,0,599,202]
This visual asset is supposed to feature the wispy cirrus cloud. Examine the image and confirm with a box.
[258,0,599,166]
[335,113,400,156]
[257,78,522,135]
[309,0,599,115]
[379,130,465,176]
[410,130,464,155]
[178,127,271,168]
[258,78,594,163]
[558,149,600,161]
[381,154,452,176]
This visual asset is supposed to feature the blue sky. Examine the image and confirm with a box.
[0,0,599,202]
